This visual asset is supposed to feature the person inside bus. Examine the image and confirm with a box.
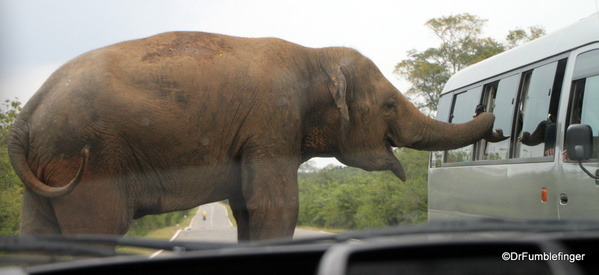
[517,114,557,156]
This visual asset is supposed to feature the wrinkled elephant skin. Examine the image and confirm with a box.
[8,32,497,241]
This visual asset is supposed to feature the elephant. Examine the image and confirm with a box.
[8,31,504,241]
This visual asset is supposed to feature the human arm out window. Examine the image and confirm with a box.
[513,60,566,159]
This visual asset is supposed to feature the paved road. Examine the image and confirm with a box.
[176,202,237,242]
[151,202,332,258]
[175,202,333,243]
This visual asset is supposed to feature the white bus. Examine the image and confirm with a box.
[428,13,599,221]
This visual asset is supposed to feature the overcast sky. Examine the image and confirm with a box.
[1,0,596,103]
[0,0,596,167]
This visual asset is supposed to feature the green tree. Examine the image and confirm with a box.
[125,209,193,237]
[297,148,429,230]
[0,99,22,145]
[505,26,546,49]
[0,98,23,235]
[394,13,544,116]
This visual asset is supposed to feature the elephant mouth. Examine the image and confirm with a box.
[384,134,399,151]
[337,134,406,181]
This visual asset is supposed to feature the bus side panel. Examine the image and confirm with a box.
[504,162,559,220]
[558,161,599,219]
[428,165,507,220]
[429,162,559,221]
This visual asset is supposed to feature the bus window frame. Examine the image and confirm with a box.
[564,48,599,162]
[445,86,483,164]
[434,53,569,168]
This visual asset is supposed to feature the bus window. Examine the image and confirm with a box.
[475,83,498,160]
[581,76,599,142]
[476,75,519,161]
[430,95,452,167]
[568,50,599,159]
[513,61,563,159]
[446,86,482,163]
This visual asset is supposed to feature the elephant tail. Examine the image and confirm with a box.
[7,120,89,198]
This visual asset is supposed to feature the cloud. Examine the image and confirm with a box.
[0,64,60,103]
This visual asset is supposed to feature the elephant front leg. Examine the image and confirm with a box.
[229,195,250,242]
[241,152,300,241]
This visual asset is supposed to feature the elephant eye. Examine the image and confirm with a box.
[384,101,396,110]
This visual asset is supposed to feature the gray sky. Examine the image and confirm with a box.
[1,0,596,103]
[0,0,596,167]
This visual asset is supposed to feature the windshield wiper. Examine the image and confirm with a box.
[0,235,240,265]
[0,236,121,257]
[258,219,599,246]
[39,235,239,252]
[8,219,599,257]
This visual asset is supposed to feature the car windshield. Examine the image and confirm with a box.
[0,0,597,269]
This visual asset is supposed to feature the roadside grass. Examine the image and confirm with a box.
[117,207,199,255]
[296,225,340,234]
[221,201,237,227]
[220,202,336,234]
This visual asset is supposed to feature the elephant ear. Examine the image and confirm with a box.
[329,66,350,137]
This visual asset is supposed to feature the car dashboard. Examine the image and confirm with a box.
[4,230,598,275]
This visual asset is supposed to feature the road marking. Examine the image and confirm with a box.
[148,229,182,259]
[188,207,202,229]
[149,205,207,259]
[149,248,163,259]
[170,229,182,241]
[222,202,233,227]
[210,203,215,228]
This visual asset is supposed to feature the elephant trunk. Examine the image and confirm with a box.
[402,109,496,151]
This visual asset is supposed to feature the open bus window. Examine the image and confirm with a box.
[579,76,599,158]
[513,60,564,159]
[446,87,482,163]
[430,95,452,167]
[568,49,599,159]
[476,75,519,161]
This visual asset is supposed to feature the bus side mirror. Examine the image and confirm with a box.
[565,124,593,160]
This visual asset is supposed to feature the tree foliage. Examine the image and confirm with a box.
[0,99,24,235]
[0,99,22,146]
[394,13,545,116]
[505,26,546,49]
[298,148,429,230]
[126,209,193,237]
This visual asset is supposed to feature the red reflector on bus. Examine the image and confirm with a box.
[541,187,548,203]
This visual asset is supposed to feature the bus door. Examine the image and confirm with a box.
[503,59,566,220]
[558,48,599,220]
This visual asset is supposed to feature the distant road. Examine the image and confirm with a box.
[176,202,237,242]
[151,202,332,258]
[175,202,333,242]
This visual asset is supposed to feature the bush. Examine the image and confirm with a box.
[125,209,193,237]
[297,148,428,230]
[0,99,23,235]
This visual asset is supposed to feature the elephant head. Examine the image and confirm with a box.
[315,48,498,181]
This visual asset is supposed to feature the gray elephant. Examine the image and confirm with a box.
[8,32,503,241]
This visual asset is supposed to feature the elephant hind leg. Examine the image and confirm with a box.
[51,180,131,236]
[229,195,250,242]
[20,188,62,235]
